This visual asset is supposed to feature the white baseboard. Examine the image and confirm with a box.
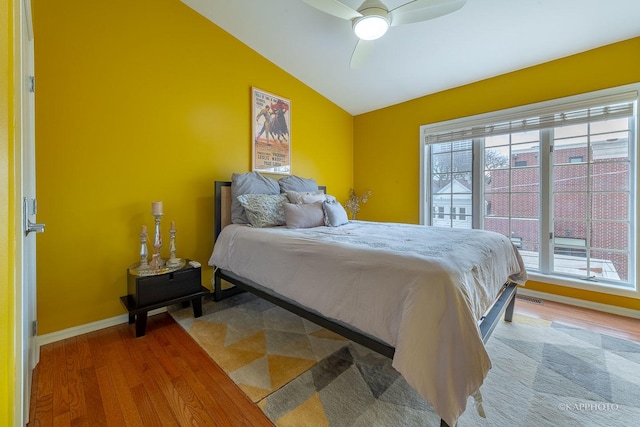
[36,307,168,347]
[518,288,640,319]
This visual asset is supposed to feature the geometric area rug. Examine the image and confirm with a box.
[170,293,640,426]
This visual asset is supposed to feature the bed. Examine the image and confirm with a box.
[209,178,527,427]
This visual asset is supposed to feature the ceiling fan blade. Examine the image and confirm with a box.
[350,39,374,69]
[303,0,362,20]
[389,0,466,26]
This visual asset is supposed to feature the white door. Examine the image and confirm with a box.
[17,0,41,424]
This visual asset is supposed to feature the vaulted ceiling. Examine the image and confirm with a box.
[181,0,640,115]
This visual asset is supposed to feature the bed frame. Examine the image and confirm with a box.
[212,180,517,426]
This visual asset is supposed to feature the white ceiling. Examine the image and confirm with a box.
[180,0,640,115]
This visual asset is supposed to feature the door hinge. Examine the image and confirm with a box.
[32,320,38,337]
[550,232,554,240]
[28,75,35,93]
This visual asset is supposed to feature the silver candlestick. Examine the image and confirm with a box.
[167,224,183,268]
[149,212,165,271]
[139,228,149,269]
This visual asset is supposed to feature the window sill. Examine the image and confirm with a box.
[525,271,639,299]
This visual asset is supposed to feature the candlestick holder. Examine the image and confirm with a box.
[129,202,185,276]
[149,213,166,271]
[139,229,149,268]
[166,227,184,269]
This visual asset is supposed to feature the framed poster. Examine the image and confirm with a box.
[252,87,291,175]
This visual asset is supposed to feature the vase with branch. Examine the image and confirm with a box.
[345,188,371,220]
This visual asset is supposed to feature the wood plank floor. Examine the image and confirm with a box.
[514,295,640,342]
[28,296,639,426]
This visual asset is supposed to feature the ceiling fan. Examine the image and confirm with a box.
[303,0,467,68]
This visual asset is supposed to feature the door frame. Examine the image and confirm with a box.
[14,0,37,425]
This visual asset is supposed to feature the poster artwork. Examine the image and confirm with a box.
[252,88,291,175]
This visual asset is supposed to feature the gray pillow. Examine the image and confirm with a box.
[278,175,319,193]
[283,202,325,228]
[237,193,287,228]
[285,191,326,204]
[231,172,280,224]
[323,200,349,227]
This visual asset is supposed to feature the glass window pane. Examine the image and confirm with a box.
[511,218,540,271]
[554,164,587,192]
[485,146,510,169]
[511,193,539,218]
[431,142,451,153]
[485,134,510,147]
[553,247,588,277]
[591,134,629,163]
[483,217,509,236]
[511,131,539,144]
[591,221,628,251]
[433,176,452,194]
[433,214,452,228]
[590,249,628,282]
[590,162,629,192]
[452,150,472,173]
[590,118,629,134]
[554,123,588,139]
[553,193,587,221]
[485,169,509,193]
[554,219,587,241]
[591,193,628,220]
[512,167,540,192]
[484,193,509,217]
[554,137,588,165]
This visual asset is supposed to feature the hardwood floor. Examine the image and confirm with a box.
[28,313,274,427]
[514,295,640,343]
[28,296,639,426]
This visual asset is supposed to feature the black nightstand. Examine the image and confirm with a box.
[120,261,208,337]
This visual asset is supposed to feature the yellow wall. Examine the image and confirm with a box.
[32,0,353,334]
[1,0,16,424]
[31,0,640,334]
[354,37,640,310]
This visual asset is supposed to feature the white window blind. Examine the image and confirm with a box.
[425,92,637,144]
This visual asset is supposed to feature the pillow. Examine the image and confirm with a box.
[237,193,287,228]
[285,190,326,204]
[283,202,325,228]
[231,172,280,224]
[278,175,319,193]
[323,200,349,227]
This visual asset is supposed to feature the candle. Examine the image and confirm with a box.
[141,225,147,233]
[170,221,175,231]
[151,201,163,215]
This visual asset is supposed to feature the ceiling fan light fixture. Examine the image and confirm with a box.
[353,14,389,40]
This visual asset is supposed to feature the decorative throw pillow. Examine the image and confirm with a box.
[283,202,325,228]
[231,172,280,224]
[237,193,287,228]
[323,200,349,227]
[285,191,326,204]
[278,175,319,193]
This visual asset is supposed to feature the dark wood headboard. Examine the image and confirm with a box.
[214,181,326,241]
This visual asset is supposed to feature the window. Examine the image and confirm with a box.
[420,85,638,296]
[429,139,473,229]
[569,156,584,163]
[458,207,467,220]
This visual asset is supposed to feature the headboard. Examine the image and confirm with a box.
[214,181,326,241]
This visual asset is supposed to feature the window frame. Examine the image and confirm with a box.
[419,84,640,299]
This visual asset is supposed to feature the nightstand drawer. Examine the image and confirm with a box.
[127,265,202,307]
